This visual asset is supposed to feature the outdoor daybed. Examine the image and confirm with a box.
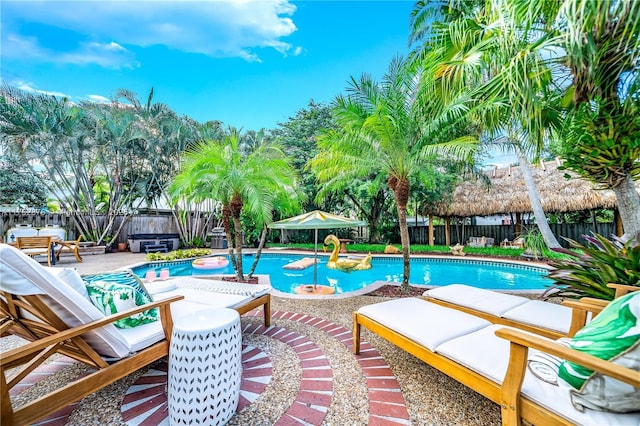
[353,287,639,425]
[0,244,271,425]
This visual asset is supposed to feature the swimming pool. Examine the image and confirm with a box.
[131,253,550,295]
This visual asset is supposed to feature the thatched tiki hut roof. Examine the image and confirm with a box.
[427,159,633,218]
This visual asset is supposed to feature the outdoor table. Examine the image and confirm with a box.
[168,307,242,426]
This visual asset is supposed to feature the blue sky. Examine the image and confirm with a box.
[1,0,415,130]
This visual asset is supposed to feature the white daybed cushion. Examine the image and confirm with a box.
[0,244,131,359]
[435,324,640,425]
[502,300,572,334]
[168,277,271,297]
[423,284,531,316]
[357,297,491,351]
[151,287,254,316]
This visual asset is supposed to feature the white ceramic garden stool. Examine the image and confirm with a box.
[168,307,242,426]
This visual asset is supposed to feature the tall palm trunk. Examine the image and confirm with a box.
[612,174,640,241]
[391,176,411,292]
[518,152,561,249]
[230,195,245,281]
[232,214,245,281]
[248,224,268,278]
[397,203,411,291]
[222,205,238,272]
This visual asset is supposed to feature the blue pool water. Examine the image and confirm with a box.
[131,253,550,295]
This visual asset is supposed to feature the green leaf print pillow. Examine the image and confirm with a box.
[558,291,640,413]
[86,281,159,329]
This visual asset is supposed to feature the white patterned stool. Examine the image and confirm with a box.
[168,307,242,426]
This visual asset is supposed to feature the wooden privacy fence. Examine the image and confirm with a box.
[409,223,616,248]
[1,212,186,244]
[2,211,614,249]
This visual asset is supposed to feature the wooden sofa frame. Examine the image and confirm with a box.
[0,292,183,426]
[1,288,271,425]
[353,284,640,426]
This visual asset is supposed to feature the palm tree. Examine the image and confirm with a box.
[410,0,564,249]
[411,0,640,241]
[555,0,640,239]
[170,130,299,281]
[311,57,477,292]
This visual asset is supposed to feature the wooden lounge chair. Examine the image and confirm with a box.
[15,236,54,266]
[353,288,640,425]
[54,234,84,263]
[422,283,635,339]
[0,244,271,425]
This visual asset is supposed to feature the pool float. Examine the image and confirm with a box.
[192,256,229,270]
[283,257,318,270]
[323,235,372,271]
[294,284,336,295]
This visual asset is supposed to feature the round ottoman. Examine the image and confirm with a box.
[168,307,242,425]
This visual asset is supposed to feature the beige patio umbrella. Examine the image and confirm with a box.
[268,210,366,287]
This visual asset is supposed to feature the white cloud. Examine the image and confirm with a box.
[15,81,69,98]
[3,33,138,69]
[2,0,300,66]
[59,41,139,69]
[87,94,111,103]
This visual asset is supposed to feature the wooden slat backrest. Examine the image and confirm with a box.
[0,291,109,371]
[16,236,52,251]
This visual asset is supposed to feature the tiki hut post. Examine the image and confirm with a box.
[428,215,434,246]
[445,217,451,246]
[615,210,624,237]
[515,212,522,237]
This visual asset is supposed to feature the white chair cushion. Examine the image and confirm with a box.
[0,244,131,359]
[435,325,639,425]
[45,267,91,301]
[503,300,571,334]
[357,297,491,351]
[423,284,530,316]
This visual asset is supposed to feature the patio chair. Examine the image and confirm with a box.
[500,237,525,249]
[0,244,270,425]
[353,288,640,425]
[15,236,54,266]
[54,234,84,263]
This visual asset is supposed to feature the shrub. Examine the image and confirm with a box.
[544,233,640,300]
[146,248,212,261]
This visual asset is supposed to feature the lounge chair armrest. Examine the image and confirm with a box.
[562,299,606,314]
[561,299,607,336]
[607,283,640,298]
[0,295,184,367]
[495,327,640,388]
[576,297,608,308]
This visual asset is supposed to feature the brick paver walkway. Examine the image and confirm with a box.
[15,309,410,425]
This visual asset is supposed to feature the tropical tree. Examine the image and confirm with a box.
[554,0,640,240]
[0,163,48,208]
[273,100,335,213]
[0,85,106,240]
[411,0,640,241]
[410,0,563,248]
[311,57,477,291]
[169,130,299,281]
